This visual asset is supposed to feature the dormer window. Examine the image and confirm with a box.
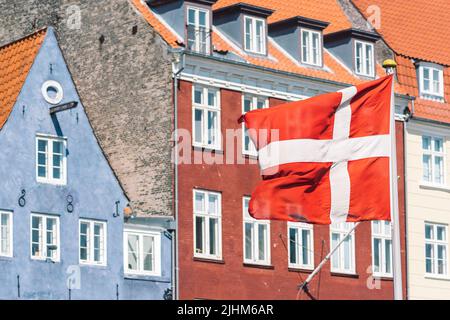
[301,29,322,66]
[355,40,374,77]
[418,63,444,99]
[187,6,210,54]
[244,16,266,55]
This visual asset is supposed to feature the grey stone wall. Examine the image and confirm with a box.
[0,0,174,216]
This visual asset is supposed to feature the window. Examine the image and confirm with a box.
[187,6,210,54]
[301,29,322,66]
[30,214,59,261]
[330,222,355,274]
[243,197,270,265]
[425,223,448,276]
[244,16,266,54]
[355,40,374,77]
[242,95,267,156]
[288,222,314,270]
[422,135,445,185]
[419,65,444,98]
[192,86,221,149]
[124,229,161,276]
[79,219,107,266]
[193,189,221,259]
[36,135,66,185]
[0,211,12,257]
[372,221,392,277]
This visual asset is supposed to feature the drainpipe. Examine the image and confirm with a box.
[170,48,185,300]
[403,96,414,300]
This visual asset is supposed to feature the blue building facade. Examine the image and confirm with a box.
[0,28,172,300]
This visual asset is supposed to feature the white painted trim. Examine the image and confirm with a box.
[242,196,271,266]
[124,228,162,277]
[78,219,108,267]
[30,213,60,263]
[354,40,375,77]
[371,220,393,278]
[41,80,64,105]
[0,210,13,258]
[193,189,222,260]
[241,94,268,156]
[287,222,314,270]
[35,135,67,186]
[300,28,322,67]
[243,15,266,55]
[329,222,356,274]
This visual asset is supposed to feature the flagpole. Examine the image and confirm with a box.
[384,60,403,300]
[298,222,360,293]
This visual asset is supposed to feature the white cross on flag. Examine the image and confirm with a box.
[239,75,396,224]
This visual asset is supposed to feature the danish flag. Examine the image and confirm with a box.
[240,75,396,224]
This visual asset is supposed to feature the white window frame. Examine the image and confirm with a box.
[30,213,60,262]
[330,222,356,274]
[418,63,444,99]
[79,219,107,266]
[193,189,222,260]
[192,85,221,150]
[244,16,266,55]
[124,228,162,277]
[300,28,322,66]
[0,210,13,258]
[425,222,448,277]
[36,134,67,185]
[241,94,268,156]
[422,135,446,186]
[243,196,271,266]
[186,6,210,54]
[354,40,374,77]
[371,220,393,278]
[287,222,314,270]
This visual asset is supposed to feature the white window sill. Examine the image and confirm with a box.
[419,183,450,192]
[79,261,107,268]
[31,256,60,263]
[288,264,314,271]
[420,94,445,102]
[192,144,222,152]
[424,274,450,281]
[194,254,222,261]
[243,261,272,268]
[355,72,375,78]
[125,271,161,278]
[373,273,393,279]
[331,270,357,276]
[36,179,67,186]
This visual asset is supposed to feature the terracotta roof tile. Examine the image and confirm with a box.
[352,0,450,65]
[132,0,408,94]
[0,29,46,130]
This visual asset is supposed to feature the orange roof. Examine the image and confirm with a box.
[212,0,352,34]
[352,0,450,65]
[132,0,408,92]
[353,0,450,123]
[0,29,46,130]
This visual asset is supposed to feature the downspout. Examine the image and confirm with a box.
[403,97,414,300]
[171,48,185,300]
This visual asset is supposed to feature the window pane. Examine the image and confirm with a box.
[194,108,203,143]
[255,20,263,52]
[195,216,204,254]
[243,98,252,113]
[207,91,215,107]
[258,224,267,261]
[93,224,102,262]
[80,222,89,261]
[194,88,202,104]
[243,198,251,219]
[355,42,362,73]
[373,238,381,272]
[365,44,373,75]
[434,138,443,152]
[302,31,309,62]
[343,237,351,270]
[385,239,392,274]
[1,214,10,255]
[256,100,265,110]
[437,226,446,241]
[209,218,218,256]
[207,110,217,146]
[372,221,380,234]
[423,155,431,182]
[143,236,154,271]
[434,156,443,184]
[289,228,297,264]
[188,8,196,25]
[302,229,310,265]
[245,222,253,260]
[208,194,218,215]
[425,224,433,240]
[198,11,206,27]
[194,192,204,212]
[422,136,431,150]
[433,69,440,93]
[423,68,430,91]
[245,18,252,50]
[331,233,340,269]
[127,234,139,271]
[312,32,319,65]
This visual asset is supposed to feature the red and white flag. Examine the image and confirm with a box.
[240,75,395,224]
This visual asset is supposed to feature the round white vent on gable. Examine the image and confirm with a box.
[41,80,64,105]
